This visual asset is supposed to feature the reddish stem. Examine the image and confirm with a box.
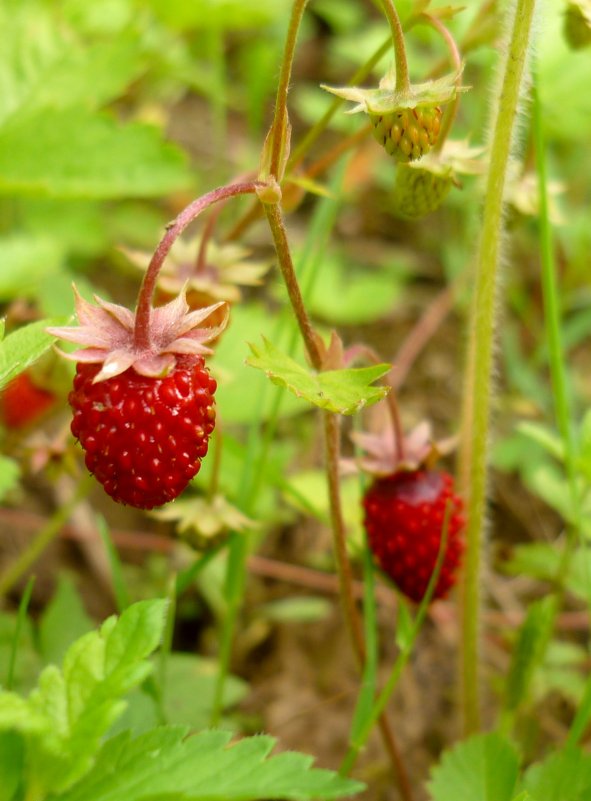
[133,181,264,350]
[346,343,405,463]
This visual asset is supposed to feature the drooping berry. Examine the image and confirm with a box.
[69,358,216,509]
[392,163,453,219]
[370,106,442,163]
[47,288,227,509]
[364,470,465,603]
[0,372,56,429]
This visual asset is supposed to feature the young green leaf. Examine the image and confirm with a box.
[53,727,364,801]
[0,109,190,199]
[0,318,66,390]
[246,337,390,415]
[521,747,591,801]
[428,732,520,801]
[0,599,167,795]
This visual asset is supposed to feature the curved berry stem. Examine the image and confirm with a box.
[133,180,264,351]
[418,12,462,154]
[346,343,405,463]
[380,0,410,94]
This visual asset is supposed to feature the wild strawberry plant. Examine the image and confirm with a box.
[1,0,591,800]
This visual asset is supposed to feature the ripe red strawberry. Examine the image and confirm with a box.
[69,357,216,509]
[0,372,56,429]
[364,469,464,603]
[47,288,227,509]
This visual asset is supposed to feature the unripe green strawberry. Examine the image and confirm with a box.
[564,1,591,49]
[392,164,453,219]
[370,106,442,163]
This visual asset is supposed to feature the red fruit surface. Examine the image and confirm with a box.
[69,357,217,509]
[0,372,56,429]
[363,470,465,603]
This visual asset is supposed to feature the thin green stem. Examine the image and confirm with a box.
[6,576,35,690]
[268,0,310,178]
[0,476,93,598]
[288,36,391,172]
[380,0,410,93]
[532,77,582,575]
[458,0,537,735]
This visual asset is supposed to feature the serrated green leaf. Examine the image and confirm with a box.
[0,457,20,503]
[522,748,591,801]
[428,732,520,801]
[0,599,167,795]
[0,318,66,390]
[38,576,94,667]
[503,596,557,715]
[246,337,390,415]
[0,109,190,198]
[54,727,364,801]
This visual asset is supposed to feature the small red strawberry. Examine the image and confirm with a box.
[0,371,56,429]
[353,416,465,603]
[364,469,464,603]
[47,289,227,509]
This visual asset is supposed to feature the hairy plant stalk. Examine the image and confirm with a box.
[458,0,538,734]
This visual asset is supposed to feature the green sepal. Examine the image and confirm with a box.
[322,67,467,115]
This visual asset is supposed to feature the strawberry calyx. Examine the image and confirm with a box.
[47,287,228,384]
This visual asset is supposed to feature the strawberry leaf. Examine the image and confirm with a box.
[0,599,167,795]
[428,732,520,801]
[246,337,390,415]
[0,109,190,199]
[53,727,364,801]
[0,318,67,390]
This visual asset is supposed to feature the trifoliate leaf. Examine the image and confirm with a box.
[428,732,520,801]
[54,727,364,801]
[0,318,67,390]
[246,337,390,415]
[0,109,190,199]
